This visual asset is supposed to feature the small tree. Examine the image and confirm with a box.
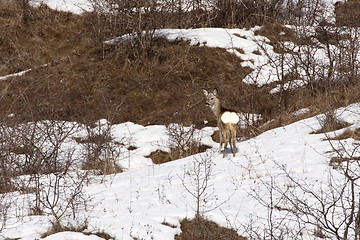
[38,170,90,231]
[179,152,215,218]
[0,194,10,233]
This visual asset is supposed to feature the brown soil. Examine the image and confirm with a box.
[175,217,247,240]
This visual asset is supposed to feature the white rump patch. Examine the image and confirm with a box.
[221,112,240,124]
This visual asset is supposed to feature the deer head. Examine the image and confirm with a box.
[203,89,222,117]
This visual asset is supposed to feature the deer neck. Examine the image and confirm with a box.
[211,100,223,118]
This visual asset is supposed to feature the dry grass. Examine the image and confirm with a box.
[1,4,359,135]
[0,179,17,194]
[0,3,94,76]
[82,159,123,175]
[330,156,360,165]
[147,144,211,164]
[0,25,255,126]
[175,217,247,240]
[75,135,124,174]
[333,128,360,141]
[312,112,350,134]
[255,23,298,53]
[335,1,360,27]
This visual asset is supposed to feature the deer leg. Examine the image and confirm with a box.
[223,130,229,158]
[231,127,237,157]
[219,131,223,153]
[228,132,232,151]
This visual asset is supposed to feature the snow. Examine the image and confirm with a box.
[292,108,311,116]
[0,68,32,81]
[3,1,356,89]
[42,232,105,240]
[31,0,92,14]
[1,1,360,239]
[2,103,360,239]
[106,24,359,88]
[270,79,306,94]
[105,27,274,86]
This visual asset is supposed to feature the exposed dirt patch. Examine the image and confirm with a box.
[255,23,298,53]
[175,217,247,240]
[147,144,211,164]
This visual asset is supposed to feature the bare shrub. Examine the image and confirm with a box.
[35,170,90,232]
[0,120,82,199]
[244,172,302,239]
[250,10,360,120]
[247,154,360,240]
[167,123,207,158]
[328,128,360,141]
[312,110,350,134]
[178,152,216,218]
[0,119,91,232]
[0,194,10,232]
[147,124,211,164]
[89,0,162,57]
[79,120,123,175]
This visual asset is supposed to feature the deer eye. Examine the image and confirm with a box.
[210,97,214,100]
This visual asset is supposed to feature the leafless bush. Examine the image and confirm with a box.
[166,123,206,159]
[0,194,10,233]
[0,121,81,191]
[89,0,162,56]
[212,0,327,28]
[36,170,90,231]
[313,110,349,134]
[246,152,360,240]
[179,152,216,218]
[79,120,124,175]
[0,119,91,233]
[251,7,359,116]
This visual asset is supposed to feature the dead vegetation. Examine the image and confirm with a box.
[329,128,360,141]
[335,0,360,27]
[175,217,247,240]
[147,144,211,164]
[0,1,360,239]
[0,3,94,76]
[312,111,350,134]
[1,1,360,131]
[330,156,360,165]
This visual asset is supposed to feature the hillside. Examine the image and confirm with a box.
[1,103,360,240]
[1,0,359,128]
[0,0,360,239]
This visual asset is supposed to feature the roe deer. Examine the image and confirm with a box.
[203,89,239,158]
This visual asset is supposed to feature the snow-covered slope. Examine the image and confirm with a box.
[2,2,359,239]
[31,0,92,14]
[2,103,360,240]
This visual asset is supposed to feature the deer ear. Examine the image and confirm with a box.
[213,89,218,95]
[202,89,209,96]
